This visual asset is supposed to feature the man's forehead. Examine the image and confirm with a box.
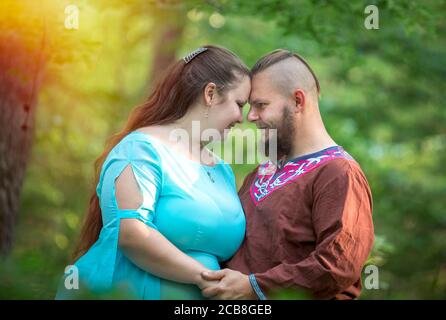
[251,71,276,91]
[251,70,272,84]
[248,87,260,103]
[249,73,274,103]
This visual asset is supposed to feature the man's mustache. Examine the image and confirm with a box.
[256,122,271,129]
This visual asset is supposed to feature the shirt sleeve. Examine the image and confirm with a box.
[98,138,163,229]
[252,160,374,299]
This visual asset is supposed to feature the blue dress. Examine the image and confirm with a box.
[55,131,246,299]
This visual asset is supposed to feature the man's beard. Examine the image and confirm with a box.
[263,106,295,160]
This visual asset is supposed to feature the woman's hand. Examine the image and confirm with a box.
[195,274,220,290]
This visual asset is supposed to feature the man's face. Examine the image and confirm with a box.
[248,71,295,158]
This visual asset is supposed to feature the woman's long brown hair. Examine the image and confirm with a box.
[72,45,249,261]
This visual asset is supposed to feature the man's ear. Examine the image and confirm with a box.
[294,89,306,113]
[204,82,217,106]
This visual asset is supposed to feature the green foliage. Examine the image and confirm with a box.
[1,0,445,299]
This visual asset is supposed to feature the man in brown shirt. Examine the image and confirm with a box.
[201,50,374,300]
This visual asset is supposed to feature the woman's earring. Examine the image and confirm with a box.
[205,104,210,118]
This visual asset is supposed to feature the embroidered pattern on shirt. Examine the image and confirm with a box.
[250,147,353,205]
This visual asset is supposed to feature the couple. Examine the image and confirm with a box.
[56,45,374,300]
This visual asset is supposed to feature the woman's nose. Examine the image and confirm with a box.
[236,107,244,123]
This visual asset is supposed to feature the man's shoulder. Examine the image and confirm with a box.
[316,156,365,180]
[312,156,371,197]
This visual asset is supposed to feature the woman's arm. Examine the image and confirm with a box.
[115,164,214,289]
[119,219,212,288]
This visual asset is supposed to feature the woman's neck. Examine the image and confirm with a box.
[170,107,208,150]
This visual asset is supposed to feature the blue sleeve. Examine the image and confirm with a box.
[56,137,164,299]
[98,138,163,229]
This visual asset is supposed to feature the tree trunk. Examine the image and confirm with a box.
[0,26,46,256]
[148,4,186,86]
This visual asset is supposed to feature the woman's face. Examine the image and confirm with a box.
[207,75,251,140]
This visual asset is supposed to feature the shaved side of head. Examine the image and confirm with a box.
[251,49,320,102]
[266,57,319,101]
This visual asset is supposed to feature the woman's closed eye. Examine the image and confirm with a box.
[237,101,247,108]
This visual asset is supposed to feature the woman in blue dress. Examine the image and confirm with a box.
[56,45,251,299]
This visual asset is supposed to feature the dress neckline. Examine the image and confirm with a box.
[130,130,222,168]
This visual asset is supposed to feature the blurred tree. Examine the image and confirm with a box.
[149,4,186,84]
[0,0,48,256]
[0,0,187,256]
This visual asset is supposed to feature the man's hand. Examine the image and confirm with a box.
[200,269,257,300]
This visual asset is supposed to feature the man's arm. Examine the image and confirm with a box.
[253,161,374,299]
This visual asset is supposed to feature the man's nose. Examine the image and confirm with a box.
[247,106,259,122]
